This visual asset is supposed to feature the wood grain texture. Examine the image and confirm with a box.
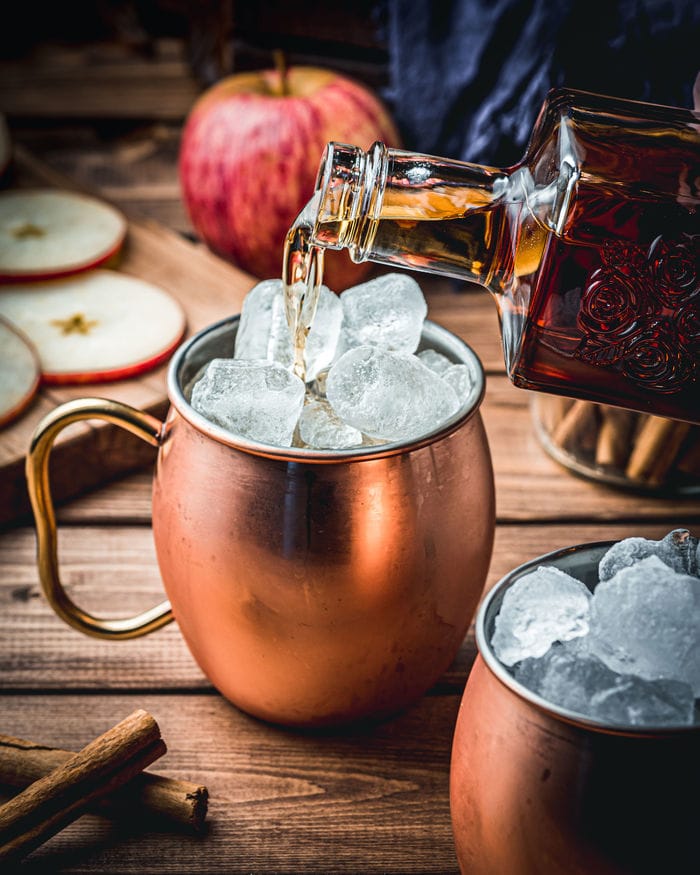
[1,694,460,874]
[5,123,192,235]
[0,42,201,121]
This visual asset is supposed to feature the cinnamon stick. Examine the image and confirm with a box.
[625,415,691,484]
[535,395,572,434]
[551,399,598,453]
[0,734,207,832]
[0,709,166,866]
[595,406,637,469]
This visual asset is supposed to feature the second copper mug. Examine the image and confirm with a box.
[450,542,699,874]
[26,315,495,727]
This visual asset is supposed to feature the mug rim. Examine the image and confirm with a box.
[166,314,486,462]
[476,540,700,736]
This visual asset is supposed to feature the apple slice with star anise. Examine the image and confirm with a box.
[0,316,40,427]
[0,270,186,384]
[0,189,127,282]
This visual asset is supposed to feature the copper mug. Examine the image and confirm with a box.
[450,542,699,874]
[26,315,495,727]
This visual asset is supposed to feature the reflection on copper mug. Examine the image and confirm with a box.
[450,542,698,874]
[27,315,495,727]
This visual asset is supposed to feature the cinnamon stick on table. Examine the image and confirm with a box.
[0,709,166,867]
[0,734,208,832]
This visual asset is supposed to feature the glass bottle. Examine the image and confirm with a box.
[306,88,700,426]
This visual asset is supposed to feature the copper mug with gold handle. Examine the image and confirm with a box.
[26,315,495,727]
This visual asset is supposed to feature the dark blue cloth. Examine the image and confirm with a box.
[380,0,700,167]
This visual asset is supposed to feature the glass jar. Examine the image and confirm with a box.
[531,393,700,495]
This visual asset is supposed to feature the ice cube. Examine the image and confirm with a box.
[298,398,363,449]
[491,566,591,666]
[599,529,699,580]
[442,363,475,400]
[235,279,341,381]
[191,358,305,447]
[589,674,695,726]
[269,285,342,381]
[266,288,294,372]
[325,346,459,442]
[234,279,279,360]
[337,273,428,356]
[514,642,695,726]
[418,349,474,401]
[417,348,452,374]
[588,554,700,694]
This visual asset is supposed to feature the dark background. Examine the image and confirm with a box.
[3,0,699,168]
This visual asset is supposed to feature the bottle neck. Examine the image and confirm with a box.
[310,141,513,289]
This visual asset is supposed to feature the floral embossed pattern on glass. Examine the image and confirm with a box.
[576,235,699,394]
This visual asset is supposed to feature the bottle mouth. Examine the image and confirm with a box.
[311,141,387,259]
[314,141,365,197]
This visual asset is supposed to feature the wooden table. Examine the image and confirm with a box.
[2,39,700,875]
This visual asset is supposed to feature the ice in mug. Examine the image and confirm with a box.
[492,529,700,726]
[190,272,478,449]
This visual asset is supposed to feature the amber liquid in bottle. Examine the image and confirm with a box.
[510,128,699,423]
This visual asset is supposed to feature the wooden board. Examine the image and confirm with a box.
[0,146,256,527]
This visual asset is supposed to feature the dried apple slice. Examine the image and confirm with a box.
[0,316,40,428]
[0,270,186,384]
[0,114,10,178]
[0,189,127,282]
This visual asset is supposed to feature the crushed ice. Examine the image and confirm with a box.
[492,529,700,726]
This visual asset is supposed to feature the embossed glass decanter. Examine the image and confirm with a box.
[306,88,699,425]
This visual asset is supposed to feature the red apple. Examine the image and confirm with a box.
[0,316,40,428]
[179,64,401,291]
[0,270,186,384]
[0,189,127,283]
[0,114,10,178]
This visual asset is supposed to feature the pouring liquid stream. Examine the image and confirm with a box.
[282,195,325,383]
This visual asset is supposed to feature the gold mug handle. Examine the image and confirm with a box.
[25,397,174,640]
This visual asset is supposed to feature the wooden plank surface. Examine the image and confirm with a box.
[0,693,460,874]
[6,122,193,236]
[0,41,201,121]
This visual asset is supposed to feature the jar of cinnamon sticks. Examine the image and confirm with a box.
[531,395,700,495]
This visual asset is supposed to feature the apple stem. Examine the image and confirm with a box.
[273,49,289,97]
